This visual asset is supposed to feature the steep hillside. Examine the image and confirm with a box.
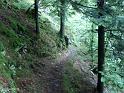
[0,5,97,93]
[0,7,63,92]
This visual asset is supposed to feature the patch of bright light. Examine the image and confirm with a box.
[122,1,124,6]
[25,0,34,4]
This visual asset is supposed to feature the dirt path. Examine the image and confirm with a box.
[31,46,77,93]
[19,46,97,93]
[43,63,64,93]
[17,46,97,93]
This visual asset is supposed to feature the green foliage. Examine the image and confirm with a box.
[0,42,5,53]
[29,13,67,57]
[103,58,124,89]
[0,22,24,50]
[0,43,17,93]
[63,62,84,93]
[13,0,34,9]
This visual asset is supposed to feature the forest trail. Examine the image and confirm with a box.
[18,47,96,93]
[17,46,97,93]
[0,7,96,93]
[32,46,78,93]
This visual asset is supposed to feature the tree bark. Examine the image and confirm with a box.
[59,0,66,38]
[97,0,105,93]
[97,25,105,93]
[35,0,39,34]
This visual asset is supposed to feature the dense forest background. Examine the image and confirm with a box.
[0,0,124,93]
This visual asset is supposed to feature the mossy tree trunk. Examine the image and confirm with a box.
[97,0,105,93]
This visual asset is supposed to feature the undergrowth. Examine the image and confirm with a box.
[63,61,83,93]
[0,42,17,93]
[0,3,66,92]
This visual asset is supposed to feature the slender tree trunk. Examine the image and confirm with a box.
[97,25,105,93]
[97,0,105,93]
[59,0,66,38]
[35,0,39,34]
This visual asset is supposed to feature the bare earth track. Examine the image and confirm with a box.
[26,46,97,93]
[32,47,77,93]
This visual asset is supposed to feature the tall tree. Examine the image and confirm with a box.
[35,0,40,34]
[97,25,105,93]
[59,0,66,38]
[97,0,105,93]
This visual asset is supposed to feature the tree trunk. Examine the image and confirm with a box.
[59,0,66,38]
[97,0,105,93]
[97,25,105,93]
[35,0,39,34]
